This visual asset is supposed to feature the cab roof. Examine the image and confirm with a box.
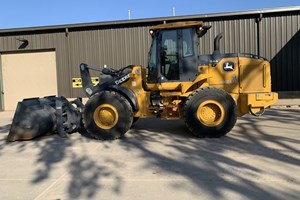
[149,21,211,37]
[150,21,204,30]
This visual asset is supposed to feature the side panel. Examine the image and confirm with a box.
[121,66,152,118]
[1,51,58,110]
[239,58,271,93]
[208,57,240,94]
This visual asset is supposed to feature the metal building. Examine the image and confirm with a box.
[0,6,299,110]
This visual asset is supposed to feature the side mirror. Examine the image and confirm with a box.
[196,25,212,37]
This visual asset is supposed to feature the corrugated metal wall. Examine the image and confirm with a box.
[0,31,71,96]
[68,26,152,97]
[0,9,300,99]
[199,17,257,55]
[259,12,300,91]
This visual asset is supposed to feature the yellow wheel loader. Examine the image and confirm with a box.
[79,21,278,140]
[8,21,278,141]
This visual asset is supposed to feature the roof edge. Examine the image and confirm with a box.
[1,6,300,34]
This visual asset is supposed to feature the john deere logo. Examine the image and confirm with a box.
[223,61,235,72]
[115,73,130,85]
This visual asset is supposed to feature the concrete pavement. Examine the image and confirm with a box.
[0,108,300,200]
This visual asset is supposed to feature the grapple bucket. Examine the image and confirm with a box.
[7,96,83,142]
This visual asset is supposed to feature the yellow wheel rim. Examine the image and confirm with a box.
[93,104,119,129]
[197,100,225,127]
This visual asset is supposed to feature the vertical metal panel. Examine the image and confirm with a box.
[199,17,257,56]
[260,11,300,91]
[68,25,152,97]
[0,31,72,97]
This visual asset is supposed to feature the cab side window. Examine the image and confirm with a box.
[182,29,194,57]
[161,30,179,80]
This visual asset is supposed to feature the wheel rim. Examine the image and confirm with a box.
[197,100,225,127]
[93,104,119,129]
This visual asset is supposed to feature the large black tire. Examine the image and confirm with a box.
[83,91,133,140]
[183,87,237,138]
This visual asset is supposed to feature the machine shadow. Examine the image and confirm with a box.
[270,30,300,92]
[0,124,11,134]
[0,132,121,199]
[29,134,123,199]
[123,108,300,199]
[0,108,299,199]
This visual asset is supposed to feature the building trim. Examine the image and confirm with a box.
[0,6,300,34]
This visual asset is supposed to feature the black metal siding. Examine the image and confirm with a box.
[0,32,72,96]
[259,12,300,91]
[67,26,152,97]
[199,17,257,55]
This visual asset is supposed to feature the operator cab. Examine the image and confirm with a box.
[147,21,211,83]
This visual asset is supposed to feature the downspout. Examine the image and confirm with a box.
[0,53,3,111]
[0,36,4,111]
[256,13,263,57]
[65,28,72,97]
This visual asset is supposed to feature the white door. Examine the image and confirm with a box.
[1,51,58,110]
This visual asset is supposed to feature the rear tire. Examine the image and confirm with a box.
[83,91,133,140]
[183,87,237,138]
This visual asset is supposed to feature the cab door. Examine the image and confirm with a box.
[147,29,182,91]
[160,29,180,81]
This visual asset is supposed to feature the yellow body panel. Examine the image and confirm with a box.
[239,58,271,93]
[121,66,152,118]
[208,57,240,93]
[120,56,278,119]
[147,82,182,91]
[199,57,278,116]
[121,66,211,118]
[239,92,278,115]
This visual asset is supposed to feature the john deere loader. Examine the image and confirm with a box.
[8,21,278,141]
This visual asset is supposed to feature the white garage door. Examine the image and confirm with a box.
[1,51,58,110]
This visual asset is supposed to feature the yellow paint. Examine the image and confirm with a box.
[105,57,278,119]
[121,66,153,118]
[238,92,278,116]
[147,82,182,91]
[208,57,240,94]
[72,77,99,88]
[150,21,203,30]
[239,58,271,93]
[197,100,225,127]
[93,104,119,129]
[181,74,211,94]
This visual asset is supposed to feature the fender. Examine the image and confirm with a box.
[181,74,212,94]
[108,85,139,112]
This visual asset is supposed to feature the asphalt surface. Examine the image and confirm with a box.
[0,108,300,200]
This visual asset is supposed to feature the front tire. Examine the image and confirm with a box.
[83,91,133,140]
[183,87,237,138]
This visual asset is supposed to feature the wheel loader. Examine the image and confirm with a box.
[7,21,278,141]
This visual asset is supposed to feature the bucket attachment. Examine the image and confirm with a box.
[7,96,84,142]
